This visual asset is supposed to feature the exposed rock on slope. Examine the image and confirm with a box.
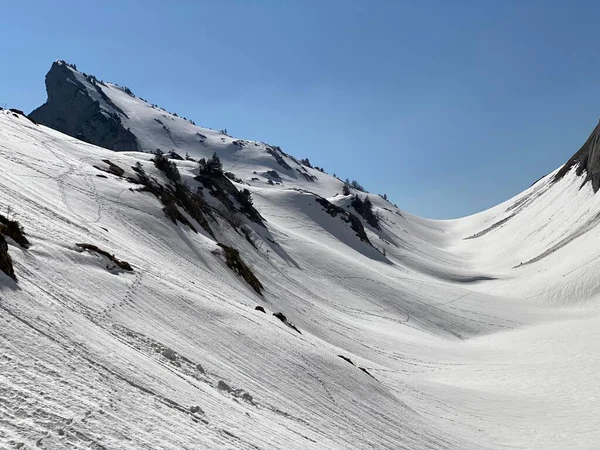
[553,119,600,191]
[0,235,16,281]
[29,61,139,151]
[75,243,133,272]
[315,196,371,245]
[216,243,263,295]
[196,169,265,226]
[0,213,30,249]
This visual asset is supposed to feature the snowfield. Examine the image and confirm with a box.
[2,74,600,449]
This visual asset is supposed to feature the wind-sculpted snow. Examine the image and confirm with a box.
[2,101,600,449]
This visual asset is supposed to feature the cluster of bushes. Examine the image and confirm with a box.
[299,158,327,173]
[265,145,329,176]
[122,86,135,97]
[0,209,29,248]
[0,208,29,282]
[351,195,380,230]
[139,154,266,295]
[83,73,104,86]
[346,178,366,192]
[132,161,150,185]
[224,171,242,183]
[197,154,262,225]
[345,185,393,206]
[217,244,263,295]
[137,158,214,238]
[237,189,254,211]
[63,61,77,70]
[300,158,312,168]
[152,153,181,184]
[148,151,263,230]
[160,190,201,233]
[198,152,223,176]
[315,197,372,245]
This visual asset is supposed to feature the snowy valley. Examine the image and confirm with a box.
[1,61,600,449]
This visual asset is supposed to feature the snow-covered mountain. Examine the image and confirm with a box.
[30,61,332,195]
[2,62,600,449]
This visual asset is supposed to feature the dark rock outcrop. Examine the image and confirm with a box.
[273,312,302,334]
[554,120,600,191]
[265,146,292,171]
[29,61,139,151]
[75,243,133,271]
[0,235,16,281]
[338,355,355,365]
[94,159,125,177]
[217,244,263,295]
[161,348,177,361]
[338,354,377,380]
[0,214,30,249]
[315,197,372,245]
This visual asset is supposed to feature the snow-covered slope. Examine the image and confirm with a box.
[2,64,600,449]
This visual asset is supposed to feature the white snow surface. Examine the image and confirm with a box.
[1,88,600,449]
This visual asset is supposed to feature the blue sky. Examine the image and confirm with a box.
[1,0,599,218]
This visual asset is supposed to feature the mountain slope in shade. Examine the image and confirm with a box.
[553,119,600,191]
[29,61,140,151]
[0,62,599,448]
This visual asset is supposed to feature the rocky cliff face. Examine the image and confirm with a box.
[29,61,139,151]
[553,120,600,191]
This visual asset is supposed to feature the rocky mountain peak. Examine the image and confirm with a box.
[29,61,139,151]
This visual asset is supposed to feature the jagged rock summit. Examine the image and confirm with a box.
[30,60,140,151]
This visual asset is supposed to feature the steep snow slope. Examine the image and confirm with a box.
[0,110,477,449]
[2,78,600,448]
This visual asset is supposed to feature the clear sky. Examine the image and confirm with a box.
[1,0,599,218]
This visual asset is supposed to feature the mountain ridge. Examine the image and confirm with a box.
[30,60,600,211]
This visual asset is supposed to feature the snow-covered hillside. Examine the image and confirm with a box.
[2,63,600,449]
